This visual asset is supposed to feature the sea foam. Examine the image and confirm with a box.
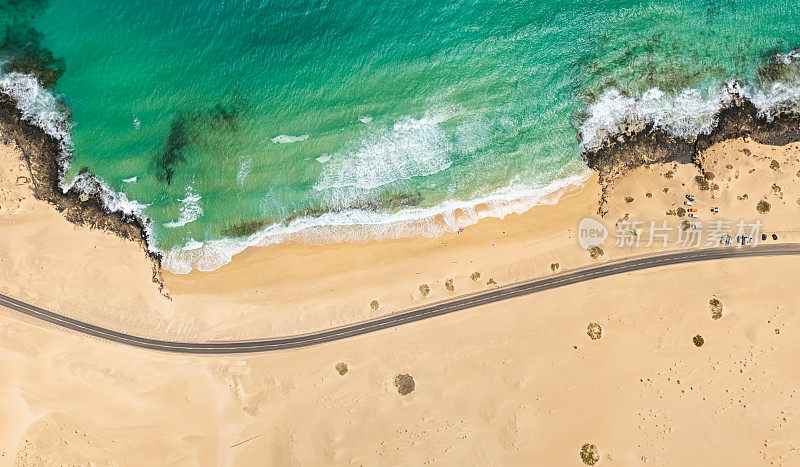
[271,134,309,144]
[580,72,800,152]
[6,61,800,275]
[0,72,73,166]
[0,71,159,253]
[161,168,593,273]
[164,186,203,228]
[315,114,453,191]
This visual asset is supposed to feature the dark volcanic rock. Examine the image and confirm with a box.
[0,91,165,291]
[582,94,800,182]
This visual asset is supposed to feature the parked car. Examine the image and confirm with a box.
[772,234,778,240]
[686,194,695,201]
[684,201,693,206]
[688,213,698,218]
[710,207,719,213]
[762,234,768,241]
[687,208,697,213]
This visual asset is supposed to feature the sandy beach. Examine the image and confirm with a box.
[2,102,800,463]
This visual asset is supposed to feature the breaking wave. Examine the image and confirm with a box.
[315,114,454,191]
[162,168,593,273]
[0,71,158,252]
[6,47,800,274]
[271,134,309,144]
[164,186,203,228]
[580,65,800,151]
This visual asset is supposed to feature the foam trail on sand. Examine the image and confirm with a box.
[162,168,593,273]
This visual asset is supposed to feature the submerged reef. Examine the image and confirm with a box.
[154,98,244,184]
[222,189,425,239]
[0,1,65,88]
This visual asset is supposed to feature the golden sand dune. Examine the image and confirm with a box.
[2,132,800,463]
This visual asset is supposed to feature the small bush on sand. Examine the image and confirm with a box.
[664,171,674,179]
[709,298,723,320]
[757,200,771,213]
[695,175,710,191]
[589,246,604,260]
[370,300,379,310]
[419,284,430,297]
[771,159,780,170]
[693,335,704,347]
[676,207,686,217]
[551,262,560,272]
[580,443,600,465]
[646,192,652,198]
[335,363,348,375]
[487,278,497,286]
[703,171,715,181]
[470,271,481,281]
[587,323,602,340]
[394,374,415,395]
[444,279,455,292]
[625,196,634,203]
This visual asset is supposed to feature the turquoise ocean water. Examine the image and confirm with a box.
[1,0,800,272]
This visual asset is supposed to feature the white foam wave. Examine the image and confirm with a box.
[236,156,252,185]
[164,186,203,228]
[162,169,593,274]
[581,74,800,151]
[271,134,309,144]
[358,116,373,123]
[315,114,453,191]
[0,72,73,166]
[580,83,738,151]
[123,176,138,183]
[0,71,165,252]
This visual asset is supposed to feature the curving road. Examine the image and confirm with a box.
[2,244,799,354]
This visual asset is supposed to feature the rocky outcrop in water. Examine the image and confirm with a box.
[0,91,165,291]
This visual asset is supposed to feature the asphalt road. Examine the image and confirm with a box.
[2,244,799,354]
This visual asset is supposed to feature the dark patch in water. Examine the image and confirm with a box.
[155,114,191,185]
[221,219,271,237]
[207,102,239,131]
[155,97,245,184]
[0,1,66,88]
[704,0,735,26]
[0,25,65,88]
[757,47,800,86]
[353,190,423,211]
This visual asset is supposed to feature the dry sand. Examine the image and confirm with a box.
[1,133,800,464]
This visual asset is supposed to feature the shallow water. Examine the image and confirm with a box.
[2,0,800,272]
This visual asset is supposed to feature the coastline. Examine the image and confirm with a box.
[4,75,800,464]
[583,91,800,181]
[0,90,166,290]
[3,71,800,278]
